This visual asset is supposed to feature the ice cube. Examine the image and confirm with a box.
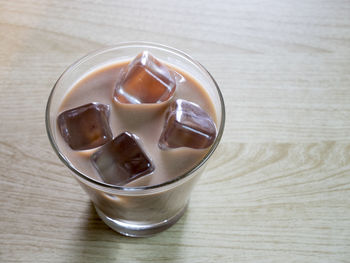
[91,132,154,186]
[114,51,176,104]
[57,102,113,150]
[158,99,217,150]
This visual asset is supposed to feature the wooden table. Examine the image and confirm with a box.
[1,0,349,262]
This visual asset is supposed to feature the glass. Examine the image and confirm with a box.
[46,42,225,237]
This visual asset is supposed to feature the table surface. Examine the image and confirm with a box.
[1,0,350,262]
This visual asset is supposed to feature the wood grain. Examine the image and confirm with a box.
[0,0,350,262]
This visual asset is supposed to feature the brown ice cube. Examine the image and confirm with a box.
[91,132,154,186]
[114,51,176,104]
[57,102,112,150]
[158,99,217,150]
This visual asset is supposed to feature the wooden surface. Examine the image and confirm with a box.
[1,0,350,262]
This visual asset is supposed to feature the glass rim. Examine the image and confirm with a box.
[45,41,225,192]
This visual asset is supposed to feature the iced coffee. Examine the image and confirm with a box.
[46,44,224,236]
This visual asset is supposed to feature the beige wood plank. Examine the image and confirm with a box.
[0,0,349,262]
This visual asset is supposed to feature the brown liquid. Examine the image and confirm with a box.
[57,61,216,187]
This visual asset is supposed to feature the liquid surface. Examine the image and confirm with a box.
[57,61,216,187]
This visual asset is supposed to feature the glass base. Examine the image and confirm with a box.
[94,204,188,237]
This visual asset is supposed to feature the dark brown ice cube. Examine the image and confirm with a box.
[158,99,217,150]
[114,51,176,104]
[57,102,112,150]
[91,132,154,186]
